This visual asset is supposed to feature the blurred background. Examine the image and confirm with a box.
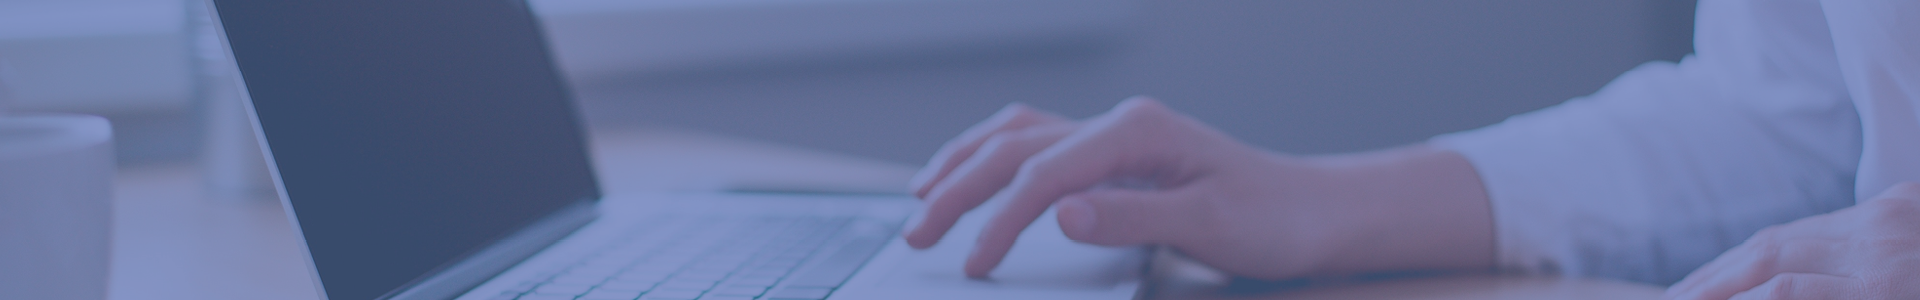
[0,0,1696,165]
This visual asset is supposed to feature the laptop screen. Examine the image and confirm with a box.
[209,0,600,299]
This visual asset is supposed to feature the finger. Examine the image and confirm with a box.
[1726,273,1859,300]
[1667,214,1844,298]
[1667,236,1845,300]
[905,123,1077,249]
[910,103,1069,198]
[1668,242,1761,299]
[1056,188,1203,246]
[1670,224,1793,297]
[1869,182,1920,202]
[965,97,1176,278]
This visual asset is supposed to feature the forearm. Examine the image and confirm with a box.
[1294,144,1495,274]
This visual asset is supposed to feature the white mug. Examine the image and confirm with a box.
[0,113,114,300]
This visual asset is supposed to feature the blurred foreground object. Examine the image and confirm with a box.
[0,111,116,300]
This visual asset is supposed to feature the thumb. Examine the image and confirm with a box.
[1056,188,1197,246]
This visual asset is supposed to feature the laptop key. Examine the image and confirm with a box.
[707,286,766,297]
[579,289,644,300]
[760,260,802,270]
[639,289,704,300]
[596,281,658,292]
[503,282,540,294]
[551,274,609,285]
[780,236,886,288]
[722,277,779,287]
[613,272,670,283]
[674,270,730,281]
[762,287,832,300]
[532,284,593,295]
[655,279,717,290]
[736,269,787,278]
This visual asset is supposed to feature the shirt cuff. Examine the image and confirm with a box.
[1430,124,1571,276]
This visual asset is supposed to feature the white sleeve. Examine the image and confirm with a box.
[1429,0,1864,284]
[1432,60,1858,284]
[1820,0,1920,199]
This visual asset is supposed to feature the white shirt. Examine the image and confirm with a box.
[1432,0,1920,284]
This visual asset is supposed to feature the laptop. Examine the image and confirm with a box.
[202,0,1147,300]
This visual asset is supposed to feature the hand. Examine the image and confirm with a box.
[1665,183,1920,300]
[904,97,1494,279]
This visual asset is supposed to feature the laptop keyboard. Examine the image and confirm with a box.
[490,214,895,300]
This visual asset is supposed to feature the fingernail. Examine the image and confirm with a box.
[1058,197,1097,239]
[907,174,933,198]
[903,223,930,248]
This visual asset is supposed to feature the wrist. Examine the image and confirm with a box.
[1296,144,1495,275]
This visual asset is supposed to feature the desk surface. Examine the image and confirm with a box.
[106,128,1665,300]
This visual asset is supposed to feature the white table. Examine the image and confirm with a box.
[105,128,1665,300]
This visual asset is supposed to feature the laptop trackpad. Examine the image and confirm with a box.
[880,207,1145,289]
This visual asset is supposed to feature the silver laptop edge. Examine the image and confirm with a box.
[199,1,333,298]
